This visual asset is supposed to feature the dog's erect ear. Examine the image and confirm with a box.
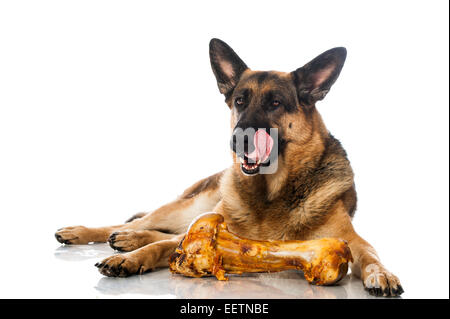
[209,38,248,97]
[292,47,347,105]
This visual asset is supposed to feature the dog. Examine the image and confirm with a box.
[55,38,403,297]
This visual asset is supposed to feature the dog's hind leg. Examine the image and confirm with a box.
[55,171,223,246]
[55,212,154,245]
[124,212,148,223]
[55,225,123,245]
[119,171,224,235]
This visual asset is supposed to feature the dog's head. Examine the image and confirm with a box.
[209,38,346,176]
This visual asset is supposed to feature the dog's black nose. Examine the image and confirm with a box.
[230,128,255,156]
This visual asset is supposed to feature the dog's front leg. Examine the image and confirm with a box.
[54,193,202,246]
[315,201,404,297]
[345,232,403,296]
[95,234,185,277]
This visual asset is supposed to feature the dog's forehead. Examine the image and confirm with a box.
[237,70,293,93]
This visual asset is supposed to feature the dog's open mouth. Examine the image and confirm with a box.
[239,129,274,176]
[239,156,262,175]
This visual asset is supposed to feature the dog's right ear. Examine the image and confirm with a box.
[209,38,248,97]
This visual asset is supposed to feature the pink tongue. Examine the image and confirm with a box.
[246,129,274,163]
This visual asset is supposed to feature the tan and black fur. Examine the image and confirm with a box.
[55,39,403,296]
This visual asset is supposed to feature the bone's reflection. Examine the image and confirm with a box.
[95,269,353,299]
[54,243,114,261]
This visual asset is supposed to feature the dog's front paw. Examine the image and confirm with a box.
[95,254,150,277]
[55,226,90,244]
[363,263,404,297]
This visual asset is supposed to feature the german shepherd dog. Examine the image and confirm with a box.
[55,39,403,297]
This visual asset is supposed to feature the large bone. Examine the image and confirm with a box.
[169,213,352,285]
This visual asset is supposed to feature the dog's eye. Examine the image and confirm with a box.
[235,97,244,106]
[272,100,281,107]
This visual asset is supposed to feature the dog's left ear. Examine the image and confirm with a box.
[210,38,248,97]
[292,47,347,105]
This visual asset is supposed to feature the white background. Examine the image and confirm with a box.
[0,0,448,298]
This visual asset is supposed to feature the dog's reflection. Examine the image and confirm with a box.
[54,243,114,261]
[95,269,350,299]
[55,245,376,299]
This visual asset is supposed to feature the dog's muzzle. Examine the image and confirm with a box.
[230,128,274,176]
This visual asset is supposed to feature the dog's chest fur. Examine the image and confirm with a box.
[219,135,356,241]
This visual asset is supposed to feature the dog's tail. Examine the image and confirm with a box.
[125,212,148,223]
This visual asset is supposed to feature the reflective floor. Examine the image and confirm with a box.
[52,243,384,299]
